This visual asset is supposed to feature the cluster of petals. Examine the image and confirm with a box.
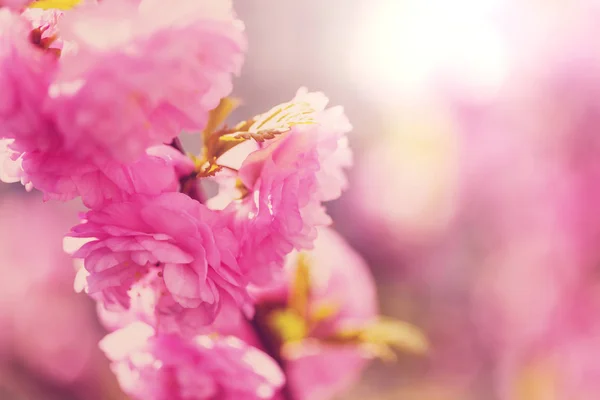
[0,9,178,208]
[0,139,28,186]
[0,0,32,11]
[0,8,56,147]
[224,89,352,285]
[100,322,284,400]
[69,192,253,328]
[98,229,376,400]
[94,262,255,338]
[0,0,245,205]
[50,0,246,162]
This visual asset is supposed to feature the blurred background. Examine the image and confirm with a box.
[3,0,600,398]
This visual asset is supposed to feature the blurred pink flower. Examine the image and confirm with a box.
[0,0,31,10]
[0,139,27,186]
[95,266,249,338]
[100,322,284,400]
[48,0,246,163]
[0,9,181,207]
[277,346,372,400]
[431,3,600,398]
[18,145,181,208]
[0,8,57,146]
[0,193,101,384]
[0,0,242,205]
[257,227,378,329]
[70,192,253,328]
[256,227,378,400]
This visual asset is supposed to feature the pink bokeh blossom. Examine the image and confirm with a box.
[0,9,57,146]
[100,322,284,400]
[0,0,242,205]
[0,193,103,385]
[18,145,181,208]
[49,0,246,162]
[257,228,378,400]
[0,0,31,10]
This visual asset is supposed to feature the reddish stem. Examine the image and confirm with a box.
[169,138,205,203]
[250,304,295,400]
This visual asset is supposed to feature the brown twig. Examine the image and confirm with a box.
[250,304,295,400]
[169,138,205,203]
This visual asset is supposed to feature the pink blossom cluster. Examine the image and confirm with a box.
[0,0,244,208]
[0,1,380,398]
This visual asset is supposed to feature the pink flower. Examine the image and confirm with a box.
[0,0,31,11]
[17,144,182,208]
[69,192,252,328]
[0,2,239,205]
[94,267,250,337]
[94,232,377,400]
[255,228,378,400]
[225,89,352,285]
[256,228,378,327]
[277,346,370,400]
[0,8,182,207]
[0,9,57,145]
[100,322,284,400]
[47,0,246,162]
[0,139,28,186]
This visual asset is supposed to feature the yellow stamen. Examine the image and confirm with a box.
[29,0,81,10]
[288,252,311,319]
[268,309,308,343]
